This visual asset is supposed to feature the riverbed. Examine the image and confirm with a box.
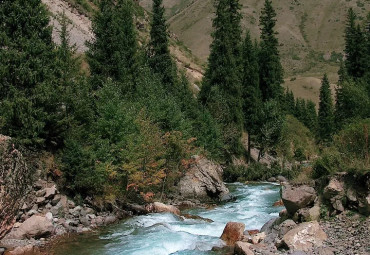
[53,182,283,255]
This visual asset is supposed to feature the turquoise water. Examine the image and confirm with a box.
[54,183,283,255]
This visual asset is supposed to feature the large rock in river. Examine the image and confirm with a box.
[178,157,229,201]
[282,221,327,252]
[220,222,245,245]
[282,185,316,215]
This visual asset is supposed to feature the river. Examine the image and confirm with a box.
[53,182,283,255]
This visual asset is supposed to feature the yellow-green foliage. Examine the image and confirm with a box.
[277,115,318,161]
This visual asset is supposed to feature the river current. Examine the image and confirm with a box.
[54,182,283,255]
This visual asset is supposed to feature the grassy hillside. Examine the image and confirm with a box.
[139,0,369,103]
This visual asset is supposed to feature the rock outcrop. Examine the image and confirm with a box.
[178,156,229,201]
[0,135,32,239]
[6,216,53,240]
[282,221,327,252]
[282,185,316,215]
[220,222,245,246]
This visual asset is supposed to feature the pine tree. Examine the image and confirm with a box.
[258,0,284,101]
[87,0,138,91]
[344,8,367,79]
[199,0,244,158]
[241,32,261,162]
[318,74,334,141]
[0,0,61,146]
[148,0,176,87]
[305,100,318,131]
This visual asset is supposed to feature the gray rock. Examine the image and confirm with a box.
[45,212,53,221]
[323,179,344,200]
[260,217,279,235]
[279,219,297,238]
[277,175,288,182]
[6,215,53,239]
[267,177,276,182]
[177,157,229,201]
[51,195,61,206]
[36,197,46,205]
[0,247,5,255]
[104,215,117,225]
[44,186,57,199]
[79,216,90,227]
[282,221,327,252]
[35,189,46,197]
[27,210,37,217]
[282,185,316,215]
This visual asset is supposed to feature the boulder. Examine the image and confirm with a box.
[277,176,288,183]
[35,189,46,197]
[323,179,344,200]
[149,202,180,216]
[278,219,297,238]
[104,215,118,225]
[267,177,276,182]
[358,194,370,216]
[7,245,36,255]
[7,215,53,239]
[282,185,316,215]
[44,186,57,199]
[36,197,46,205]
[177,157,229,201]
[51,195,61,206]
[260,217,279,235]
[235,241,254,255]
[220,222,245,245]
[45,212,53,221]
[282,221,327,252]
[251,232,266,244]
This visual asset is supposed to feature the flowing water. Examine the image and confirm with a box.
[53,183,283,255]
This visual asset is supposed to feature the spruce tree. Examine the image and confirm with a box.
[199,0,244,158]
[87,0,138,91]
[241,32,261,162]
[344,8,367,79]
[0,0,61,146]
[318,74,334,141]
[259,0,284,101]
[148,0,176,87]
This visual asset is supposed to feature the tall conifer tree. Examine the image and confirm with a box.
[318,74,334,141]
[241,32,261,162]
[0,0,61,146]
[148,0,176,87]
[258,0,284,102]
[87,0,138,91]
[199,0,244,157]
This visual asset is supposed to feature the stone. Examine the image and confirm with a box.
[35,189,46,197]
[54,225,67,236]
[282,221,327,251]
[0,247,5,255]
[267,177,276,182]
[277,176,288,183]
[279,219,297,238]
[323,179,344,200]
[235,241,254,255]
[282,185,316,215]
[7,245,35,255]
[51,195,61,206]
[44,186,57,200]
[177,157,229,201]
[104,215,117,225]
[358,194,370,216]
[7,215,53,239]
[331,197,344,212]
[220,222,245,246]
[45,212,53,221]
[346,188,357,203]
[148,202,180,216]
[45,203,52,210]
[26,210,37,217]
[80,207,94,217]
[33,180,46,190]
[79,216,90,227]
[13,222,22,228]
[36,197,46,205]
[251,232,266,244]
[260,217,278,234]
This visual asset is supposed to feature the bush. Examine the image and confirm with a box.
[312,148,342,178]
